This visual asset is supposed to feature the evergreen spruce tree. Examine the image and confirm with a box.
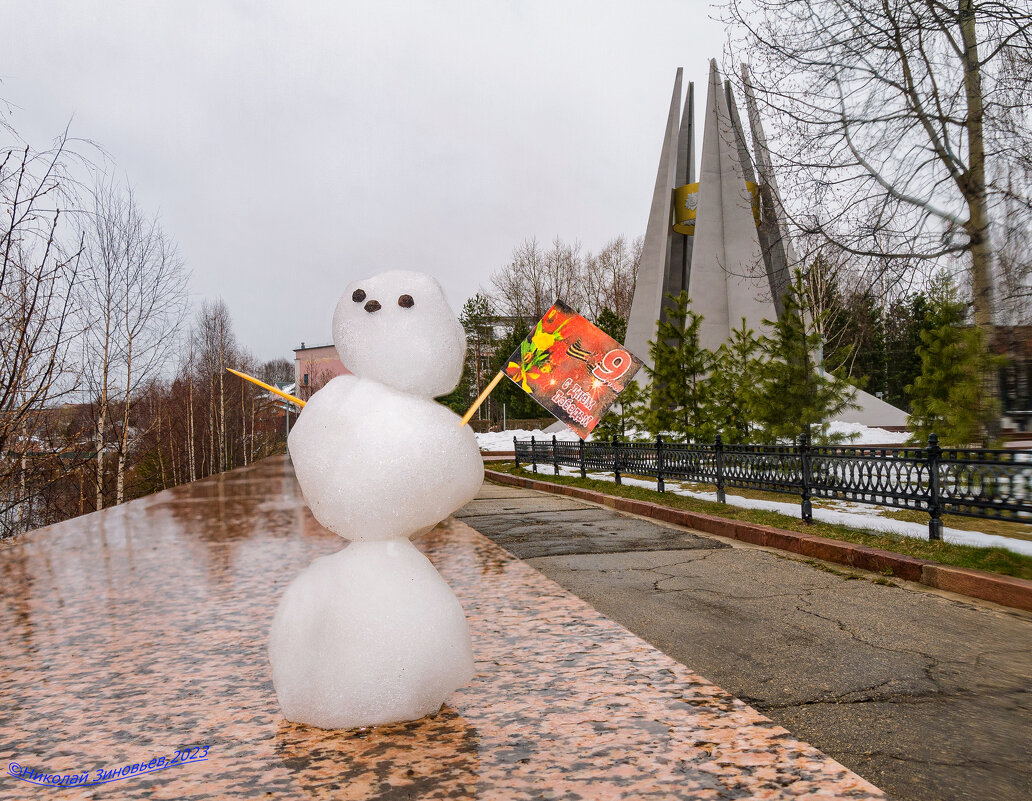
[807,255,887,401]
[438,293,492,416]
[645,291,714,441]
[596,307,628,344]
[751,272,857,443]
[907,274,1003,446]
[884,292,933,410]
[709,319,762,444]
[834,291,887,398]
[591,379,648,441]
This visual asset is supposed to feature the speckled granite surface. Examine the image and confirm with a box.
[0,455,884,799]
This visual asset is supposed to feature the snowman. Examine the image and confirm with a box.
[269,270,483,730]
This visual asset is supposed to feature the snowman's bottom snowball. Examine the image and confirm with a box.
[268,539,474,729]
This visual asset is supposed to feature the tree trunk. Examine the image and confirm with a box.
[959,0,992,330]
[116,347,134,505]
[209,374,216,475]
[218,349,226,471]
[246,394,252,462]
[17,424,27,535]
[187,375,196,482]
[94,300,113,510]
[95,404,106,511]
[959,0,999,439]
[157,403,167,489]
[116,451,125,505]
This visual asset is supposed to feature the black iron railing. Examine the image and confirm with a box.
[512,433,1032,540]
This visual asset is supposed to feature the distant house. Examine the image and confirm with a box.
[994,326,1032,431]
[293,343,350,400]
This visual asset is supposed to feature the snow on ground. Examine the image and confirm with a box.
[520,464,1032,558]
[478,420,908,451]
[825,421,910,444]
[476,428,579,452]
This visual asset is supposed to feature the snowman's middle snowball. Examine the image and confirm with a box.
[288,375,483,541]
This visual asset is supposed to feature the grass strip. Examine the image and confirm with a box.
[487,461,1032,581]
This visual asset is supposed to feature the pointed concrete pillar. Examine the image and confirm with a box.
[742,63,795,315]
[725,80,757,189]
[678,82,696,186]
[689,60,776,353]
[668,82,695,300]
[726,78,787,317]
[624,68,683,371]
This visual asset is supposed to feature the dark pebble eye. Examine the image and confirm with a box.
[398,294,414,308]
[352,289,366,303]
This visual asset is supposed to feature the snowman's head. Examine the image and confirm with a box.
[332,270,466,397]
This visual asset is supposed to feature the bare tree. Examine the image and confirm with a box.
[297,360,336,400]
[0,127,86,536]
[995,178,1032,327]
[80,178,188,506]
[180,329,198,483]
[491,237,548,321]
[194,299,236,474]
[491,235,633,321]
[80,183,118,510]
[724,0,1032,420]
[0,110,296,532]
[543,236,585,312]
[112,198,187,502]
[582,235,641,322]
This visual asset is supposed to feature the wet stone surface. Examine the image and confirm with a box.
[481,481,1032,801]
[0,456,883,800]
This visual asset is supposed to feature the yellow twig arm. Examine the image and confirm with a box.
[226,368,306,408]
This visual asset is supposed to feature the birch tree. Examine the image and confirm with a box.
[80,179,187,507]
[194,299,236,474]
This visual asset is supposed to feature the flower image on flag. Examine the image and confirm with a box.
[502,300,644,439]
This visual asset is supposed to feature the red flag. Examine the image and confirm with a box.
[503,301,644,439]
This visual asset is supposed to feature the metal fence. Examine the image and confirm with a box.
[513,434,1032,540]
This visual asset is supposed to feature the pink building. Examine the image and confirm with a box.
[294,343,350,400]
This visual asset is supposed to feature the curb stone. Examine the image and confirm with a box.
[484,468,1032,614]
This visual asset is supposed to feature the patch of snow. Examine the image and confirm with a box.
[492,419,909,449]
[521,464,1032,558]
[477,428,579,452]
[826,420,909,445]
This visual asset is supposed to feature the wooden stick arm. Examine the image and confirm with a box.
[226,368,306,408]
[230,365,508,429]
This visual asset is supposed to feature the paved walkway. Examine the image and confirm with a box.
[458,481,1032,801]
[0,456,882,800]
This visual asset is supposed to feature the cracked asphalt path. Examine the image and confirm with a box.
[457,482,1032,801]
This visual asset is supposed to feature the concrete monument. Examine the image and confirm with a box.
[625,61,908,428]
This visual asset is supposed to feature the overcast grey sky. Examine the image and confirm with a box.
[2,0,725,362]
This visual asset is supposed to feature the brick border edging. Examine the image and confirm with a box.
[484,469,1032,614]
